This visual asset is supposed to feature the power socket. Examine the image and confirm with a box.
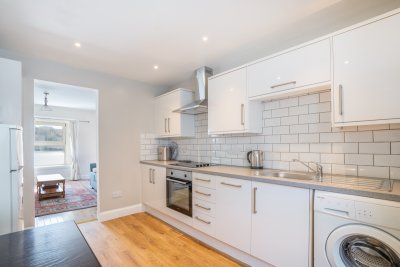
[112,191,122,198]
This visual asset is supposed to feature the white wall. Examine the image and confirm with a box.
[0,58,21,125]
[34,105,98,180]
[0,49,164,228]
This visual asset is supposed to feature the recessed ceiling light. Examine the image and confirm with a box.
[153,65,159,70]
[202,36,208,42]
[74,42,81,47]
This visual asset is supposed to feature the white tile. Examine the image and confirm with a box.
[279,97,298,108]
[290,124,308,134]
[272,108,289,118]
[290,144,310,153]
[310,144,331,153]
[263,110,272,119]
[392,143,400,154]
[265,118,281,127]
[280,116,299,126]
[357,124,389,131]
[359,143,390,154]
[231,159,244,166]
[331,164,358,176]
[299,113,319,124]
[281,134,299,144]
[332,143,358,153]
[264,152,281,161]
[374,155,400,167]
[220,158,232,165]
[299,94,319,105]
[289,105,308,116]
[243,144,257,151]
[225,137,238,144]
[231,144,244,152]
[273,126,289,135]
[358,166,389,179]
[309,102,331,114]
[263,127,273,135]
[319,112,331,123]
[390,167,400,180]
[266,135,281,144]
[299,153,320,162]
[273,144,290,152]
[319,163,332,175]
[320,133,344,143]
[265,101,279,110]
[263,160,273,169]
[321,154,344,164]
[332,126,358,132]
[215,151,226,157]
[281,152,299,161]
[319,91,331,102]
[258,144,273,152]
[237,137,251,144]
[345,131,373,142]
[374,130,400,142]
[345,154,373,165]
[251,136,265,144]
[308,123,331,133]
[290,161,310,172]
[273,161,289,170]
[299,133,319,143]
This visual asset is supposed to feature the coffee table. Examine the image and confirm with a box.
[36,174,66,200]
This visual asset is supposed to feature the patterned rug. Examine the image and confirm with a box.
[35,179,97,217]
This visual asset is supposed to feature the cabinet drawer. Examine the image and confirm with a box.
[193,185,215,203]
[193,210,215,237]
[193,173,216,189]
[193,198,215,217]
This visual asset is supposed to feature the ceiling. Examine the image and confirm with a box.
[1,0,400,87]
[34,80,97,110]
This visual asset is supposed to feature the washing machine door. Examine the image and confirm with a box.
[326,224,400,267]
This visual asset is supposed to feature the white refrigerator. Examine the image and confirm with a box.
[0,124,23,235]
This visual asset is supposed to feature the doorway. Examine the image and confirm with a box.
[33,80,99,226]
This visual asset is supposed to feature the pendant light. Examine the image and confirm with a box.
[41,91,52,111]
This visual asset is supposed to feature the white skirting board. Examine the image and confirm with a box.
[97,204,143,222]
[144,205,273,267]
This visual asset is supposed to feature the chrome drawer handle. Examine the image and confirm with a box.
[195,177,211,182]
[195,216,211,225]
[221,182,242,188]
[339,84,343,115]
[270,80,296,89]
[195,204,211,211]
[195,190,211,196]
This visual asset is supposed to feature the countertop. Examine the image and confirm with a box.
[141,160,400,202]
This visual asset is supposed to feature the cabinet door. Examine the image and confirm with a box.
[208,68,247,133]
[141,164,154,206]
[152,166,166,212]
[215,176,251,253]
[251,182,310,267]
[248,39,330,98]
[333,13,400,125]
[154,97,168,136]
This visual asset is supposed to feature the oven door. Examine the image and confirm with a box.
[166,177,192,217]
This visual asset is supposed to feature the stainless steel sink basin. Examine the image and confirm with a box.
[258,171,315,181]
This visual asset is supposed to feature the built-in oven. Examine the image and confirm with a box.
[166,168,192,217]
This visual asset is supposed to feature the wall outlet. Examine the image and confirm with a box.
[112,191,122,198]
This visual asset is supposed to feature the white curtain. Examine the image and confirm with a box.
[70,121,80,180]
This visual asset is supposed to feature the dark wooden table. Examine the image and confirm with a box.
[0,221,101,267]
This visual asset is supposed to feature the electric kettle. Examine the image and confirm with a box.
[247,150,264,169]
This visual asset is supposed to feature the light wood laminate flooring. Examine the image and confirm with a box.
[35,207,97,227]
[79,212,244,267]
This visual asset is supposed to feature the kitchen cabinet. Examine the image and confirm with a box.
[208,68,262,134]
[332,12,400,126]
[215,176,252,253]
[251,182,310,267]
[247,39,330,99]
[141,164,166,211]
[154,88,195,137]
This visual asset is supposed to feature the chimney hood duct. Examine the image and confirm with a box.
[173,66,213,115]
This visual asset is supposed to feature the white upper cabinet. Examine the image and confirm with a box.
[332,12,400,126]
[208,68,262,134]
[154,88,195,137]
[247,39,331,99]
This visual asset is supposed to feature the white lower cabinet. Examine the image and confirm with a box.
[215,176,252,253]
[251,182,310,267]
[141,164,166,211]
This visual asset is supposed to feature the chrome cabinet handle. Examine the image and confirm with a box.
[164,118,167,133]
[195,204,211,211]
[168,118,170,133]
[195,190,211,196]
[270,80,296,89]
[241,104,244,126]
[152,169,155,184]
[166,178,189,185]
[195,177,211,182]
[253,187,258,214]
[339,84,343,116]
[195,216,211,225]
[221,182,242,188]
[148,168,152,183]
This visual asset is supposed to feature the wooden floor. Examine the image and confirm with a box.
[79,213,244,267]
[35,207,97,227]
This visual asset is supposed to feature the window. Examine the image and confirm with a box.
[34,120,67,166]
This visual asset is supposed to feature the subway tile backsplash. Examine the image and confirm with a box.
[141,91,400,180]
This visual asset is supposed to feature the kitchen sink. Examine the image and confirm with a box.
[258,171,315,181]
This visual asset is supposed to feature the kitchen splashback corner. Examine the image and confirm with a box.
[141,91,400,180]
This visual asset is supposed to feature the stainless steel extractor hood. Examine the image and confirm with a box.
[173,66,213,114]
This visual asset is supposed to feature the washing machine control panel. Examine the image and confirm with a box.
[355,201,400,229]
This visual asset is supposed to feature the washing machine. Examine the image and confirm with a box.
[314,190,400,267]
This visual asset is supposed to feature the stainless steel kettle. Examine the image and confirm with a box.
[247,150,264,169]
